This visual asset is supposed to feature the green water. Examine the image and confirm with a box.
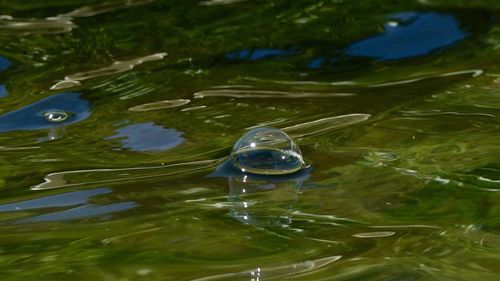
[0,0,500,280]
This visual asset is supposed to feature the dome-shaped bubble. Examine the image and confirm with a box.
[42,110,69,122]
[230,127,305,175]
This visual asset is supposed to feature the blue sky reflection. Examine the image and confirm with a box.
[346,12,468,60]
[107,122,184,152]
[0,92,91,132]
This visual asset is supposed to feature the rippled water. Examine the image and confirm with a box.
[0,0,500,280]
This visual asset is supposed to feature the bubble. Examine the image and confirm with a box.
[42,110,69,122]
[230,127,305,175]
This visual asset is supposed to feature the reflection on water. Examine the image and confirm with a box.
[0,57,10,98]
[107,122,184,152]
[0,1,499,280]
[58,0,154,18]
[20,202,136,223]
[0,55,10,71]
[307,57,326,69]
[0,187,136,223]
[0,92,90,132]
[228,174,306,227]
[212,159,310,227]
[226,12,469,70]
[346,12,468,60]
[50,53,167,90]
[0,15,76,34]
[226,48,296,61]
[0,85,7,98]
[192,255,342,281]
[0,188,112,211]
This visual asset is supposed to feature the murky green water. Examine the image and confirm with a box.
[0,0,500,280]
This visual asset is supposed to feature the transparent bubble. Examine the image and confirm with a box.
[42,110,69,122]
[230,127,305,175]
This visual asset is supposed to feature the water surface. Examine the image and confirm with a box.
[0,0,499,280]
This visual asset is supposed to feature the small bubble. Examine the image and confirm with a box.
[42,110,69,122]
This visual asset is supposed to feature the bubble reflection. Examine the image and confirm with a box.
[212,158,311,227]
[228,176,301,227]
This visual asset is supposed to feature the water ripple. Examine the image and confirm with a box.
[282,113,371,138]
[0,16,76,34]
[194,89,355,99]
[32,159,219,190]
[0,0,153,35]
[352,231,396,238]
[241,69,483,89]
[199,0,248,6]
[191,255,342,281]
[58,0,154,18]
[346,12,468,60]
[0,188,111,212]
[129,99,191,111]
[50,53,167,90]
[401,110,496,118]
[18,202,136,223]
